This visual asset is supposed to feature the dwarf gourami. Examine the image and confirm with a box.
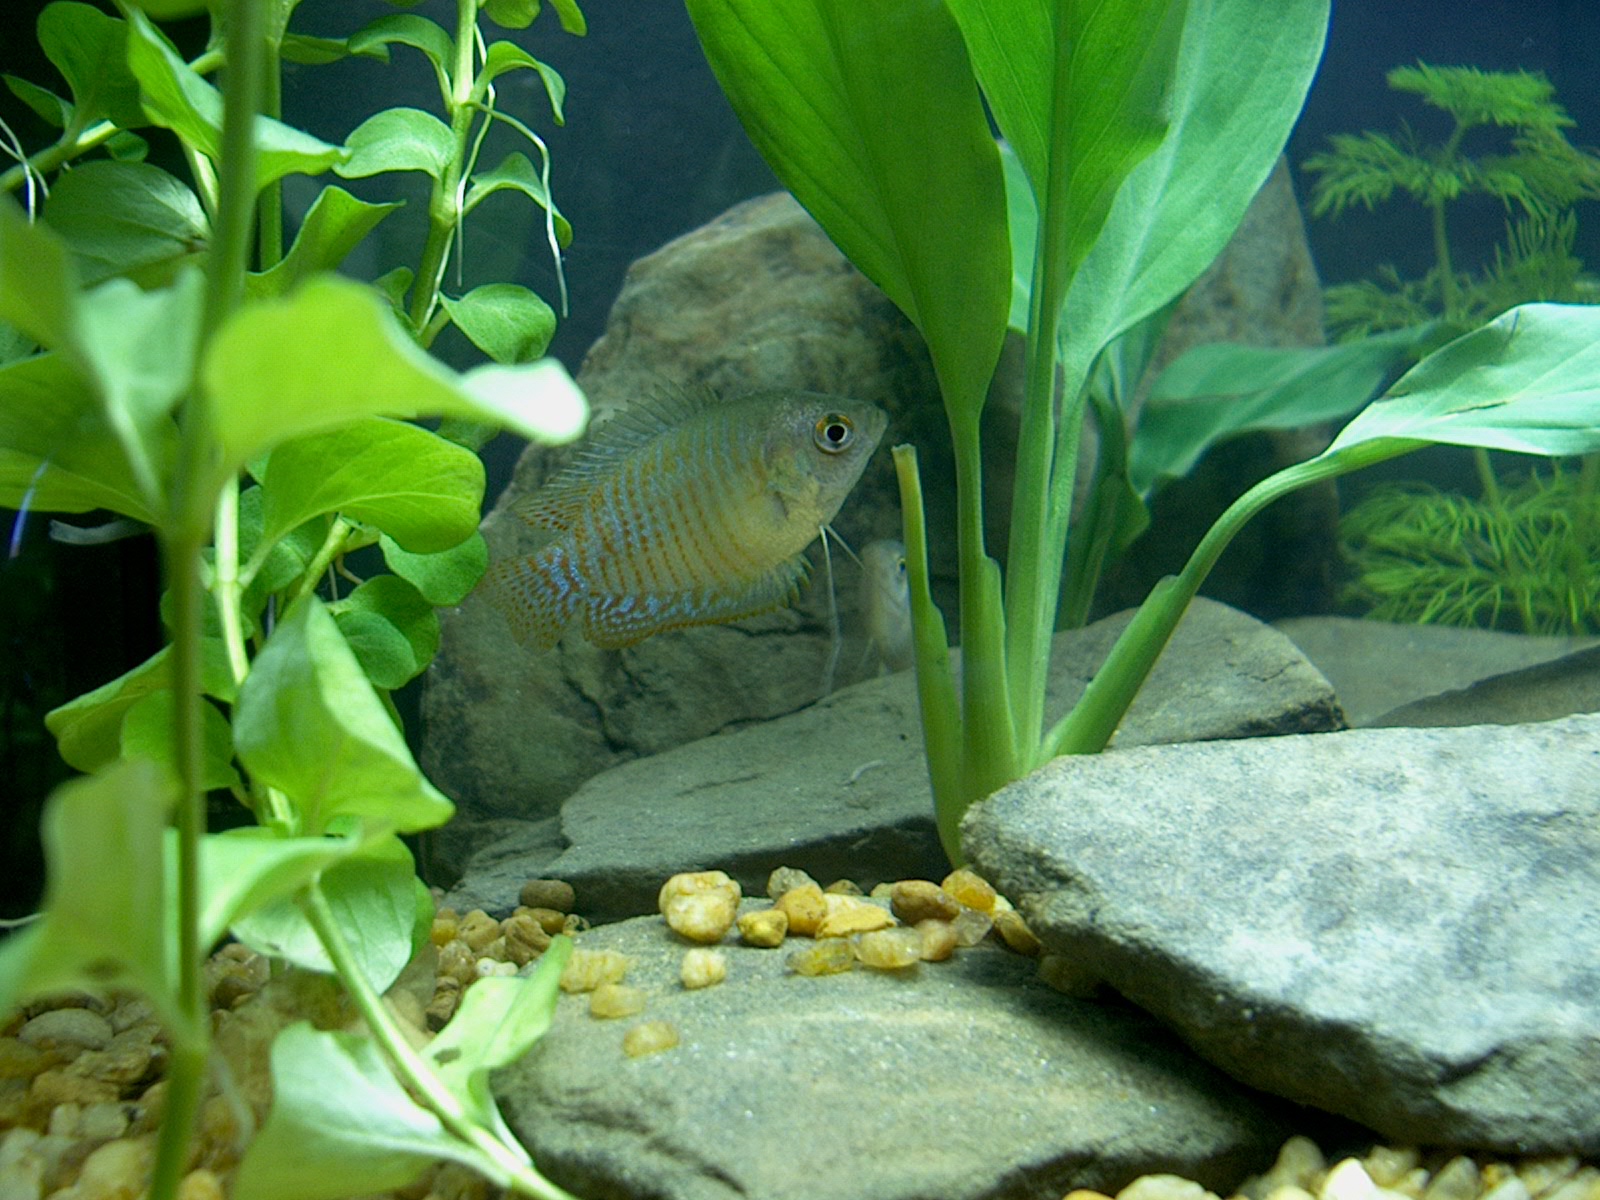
[858,538,913,674]
[482,389,887,649]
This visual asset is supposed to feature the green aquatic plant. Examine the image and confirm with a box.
[1304,62,1600,340]
[0,2,587,1198]
[1340,464,1600,635]
[686,0,1600,862]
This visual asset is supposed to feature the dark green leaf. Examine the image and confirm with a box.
[685,0,1009,418]
[4,75,70,127]
[280,32,392,66]
[258,417,484,553]
[463,152,572,245]
[105,130,149,162]
[481,0,539,29]
[232,596,454,835]
[45,645,172,772]
[120,689,241,792]
[202,275,587,476]
[347,14,454,98]
[330,575,440,689]
[132,0,211,17]
[124,10,345,192]
[380,531,487,606]
[335,108,455,181]
[0,192,78,352]
[233,1023,491,1200]
[248,186,400,298]
[440,283,555,364]
[44,160,209,286]
[37,2,146,129]
[231,836,420,992]
[478,42,566,123]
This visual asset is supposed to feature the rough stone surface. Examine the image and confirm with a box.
[962,714,1600,1154]
[422,168,1329,877]
[495,906,1315,1200]
[446,598,1341,919]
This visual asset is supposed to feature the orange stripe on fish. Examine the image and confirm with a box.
[480,389,887,650]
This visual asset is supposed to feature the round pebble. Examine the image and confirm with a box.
[852,927,923,970]
[890,879,961,924]
[737,908,789,948]
[774,884,827,936]
[680,948,728,989]
[659,871,741,943]
[519,878,576,913]
[589,984,648,1020]
[765,866,818,899]
[18,1009,113,1057]
[621,1020,679,1058]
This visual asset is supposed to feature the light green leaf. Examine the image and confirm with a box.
[462,152,572,246]
[5,75,71,128]
[0,193,78,352]
[233,1023,491,1200]
[280,32,392,66]
[45,645,172,772]
[44,161,209,287]
[197,828,356,947]
[124,9,345,192]
[380,530,487,606]
[248,186,400,298]
[685,0,1009,419]
[120,690,241,792]
[231,836,420,993]
[478,41,566,123]
[330,575,440,689]
[425,938,570,1143]
[231,596,453,835]
[482,0,539,28]
[335,108,455,181]
[347,14,454,98]
[37,2,146,129]
[1058,0,1330,386]
[238,482,330,603]
[440,283,556,364]
[1325,304,1600,459]
[1132,328,1423,494]
[0,760,177,1021]
[259,418,483,553]
[202,275,587,478]
[0,351,162,522]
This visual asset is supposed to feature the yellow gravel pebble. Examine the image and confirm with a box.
[589,983,648,1019]
[680,948,728,989]
[621,1021,680,1058]
[775,883,828,936]
[659,871,741,943]
[737,908,789,947]
[559,948,630,993]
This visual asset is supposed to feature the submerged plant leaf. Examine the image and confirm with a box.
[0,760,177,1021]
[478,41,566,123]
[463,152,572,245]
[36,2,145,130]
[44,161,209,287]
[249,186,400,298]
[233,1023,490,1200]
[120,689,241,792]
[202,275,586,479]
[380,531,487,606]
[196,828,356,948]
[45,644,174,772]
[231,835,422,993]
[258,417,484,553]
[0,193,78,352]
[330,575,440,689]
[347,14,455,99]
[336,108,456,181]
[440,283,556,364]
[232,596,453,835]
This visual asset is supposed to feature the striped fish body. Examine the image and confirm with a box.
[483,390,886,649]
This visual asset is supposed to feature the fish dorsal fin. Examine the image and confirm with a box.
[513,386,719,531]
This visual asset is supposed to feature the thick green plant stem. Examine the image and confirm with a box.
[300,886,580,1200]
[1049,437,1429,757]
[0,121,118,197]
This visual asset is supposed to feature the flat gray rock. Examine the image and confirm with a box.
[963,714,1600,1154]
[447,598,1341,920]
[496,907,1308,1200]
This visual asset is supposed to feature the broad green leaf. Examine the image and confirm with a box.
[44,161,209,286]
[202,275,587,477]
[0,193,78,352]
[233,1023,492,1200]
[335,108,455,181]
[425,938,570,1144]
[949,0,1185,314]
[330,575,440,689]
[482,0,540,29]
[440,283,556,364]
[45,645,172,772]
[124,10,345,192]
[198,828,356,948]
[347,14,454,99]
[1058,0,1330,387]
[248,186,400,298]
[1325,304,1600,460]
[280,32,393,66]
[686,0,1009,418]
[0,761,176,1021]
[0,352,162,522]
[231,836,420,992]
[548,0,587,35]
[238,481,330,602]
[462,152,572,245]
[380,530,487,606]
[1132,329,1423,495]
[258,418,483,553]
[120,689,241,792]
[478,41,567,123]
[132,0,210,17]
[37,2,146,129]
[5,75,71,128]
[232,596,453,835]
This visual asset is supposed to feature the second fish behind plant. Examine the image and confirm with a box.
[481,389,888,649]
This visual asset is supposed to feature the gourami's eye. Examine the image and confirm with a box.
[814,413,854,454]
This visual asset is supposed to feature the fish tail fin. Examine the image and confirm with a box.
[478,541,582,651]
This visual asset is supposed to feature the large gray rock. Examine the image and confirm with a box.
[962,714,1600,1154]
[496,907,1310,1200]
[446,598,1341,920]
[423,167,1330,874]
